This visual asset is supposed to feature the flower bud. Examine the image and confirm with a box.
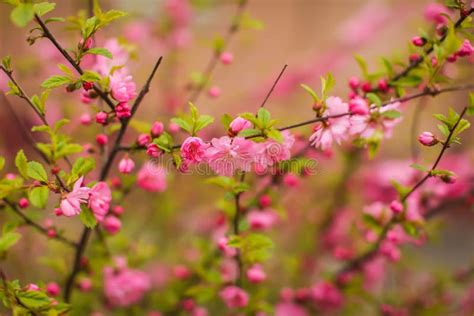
[229,117,251,136]
[246,264,266,283]
[411,36,426,47]
[440,173,457,184]
[208,86,221,98]
[361,81,372,93]
[118,156,135,174]
[103,216,122,234]
[389,200,403,214]
[259,194,272,208]
[220,52,234,65]
[115,102,132,119]
[349,97,369,115]
[151,121,164,137]
[377,79,389,92]
[95,112,108,125]
[18,198,29,209]
[80,113,92,125]
[146,143,161,158]
[79,38,93,50]
[348,76,360,90]
[46,282,60,297]
[96,134,108,146]
[418,131,438,146]
[82,81,94,91]
[137,133,151,146]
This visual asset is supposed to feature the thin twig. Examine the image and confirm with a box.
[259,64,288,108]
[188,0,248,105]
[333,106,469,285]
[3,199,78,247]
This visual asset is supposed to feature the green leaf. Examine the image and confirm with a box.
[15,150,28,179]
[41,75,72,89]
[81,71,101,82]
[0,157,5,172]
[221,114,233,130]
[257,108,271,127]
[0,230,21,254]
[267,129,284,143]
[26,161,48,182]
[239,233,274,264]
[238,128,261,138]
[28,187,49,209]
[86,47,112,59]
[33,2,56,16]
[300,84,319,102]
[355,54,369,79]
[101,9,127,24]
[71,157,96,178]
[2,56,12,71]
[321,73,335,99]
[171,118,192,134]
[10,3,34,27]
[410,163,427,172]
[195,115,214,133]
[79,206,97,228]
[366,93,382,107]
[381,110,401,119]
[468,93,474,116]
[16,290,51,310]
[437,123,449,137]
[390,75,423,88]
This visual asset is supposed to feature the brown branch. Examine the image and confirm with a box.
[187,0,248,105]
[333,106,469,285]
[259,64,288,108]
[3,199,78,248]
[63,56,163,303]
[34,15,116,111]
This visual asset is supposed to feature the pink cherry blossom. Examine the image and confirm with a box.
[350,102,402,139]
[205,136,255,176]
[109,70,137,102]
[181,137,209,164]
[311,281,343,310]
[88,182,112,222]
[118,156,135,174]
[219,285,249,308]
[137,162,167,192]
[60,177,90,217]
[229,117,252,135]
[275,302,308,316]
[103,215,122,234]
[103,266,151,307]
[254,131,294,170]
[247,209,279,231]
[246,264,266,283]
[309,96,350,150]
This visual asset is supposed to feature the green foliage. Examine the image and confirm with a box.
[28,186,49,209]
[153,132,175,153]
[70,157,96,184]
[41,75,72,89]
[238,108,283,142]
[0,157,5,172]
[206,176,249,194]
[171,102,214,136]
[300,73,335,104]
[468,93,474,116]
[434,108,471,145]
[26,161,48,182]
[86,47,113,59]
[0,177,24,200]
[79,206,97,228]
[10,3,34,27]
[229,233,274,264]
[0,223,21,259]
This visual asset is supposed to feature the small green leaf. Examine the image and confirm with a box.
[300,84,319,102]
[267,129,284,143]
[15,150,28,179]
[171,118,192,134]
[41,75,72,89]
[366,93,382,107]
[257,108,271,127]
[33,2,56,16]
[381,110,401,119]
[79,206,97,228]
[0,157,5,171]
[26,161,48,182]
[81,71,101,82]
[86,47,112,59]
[28,187,49,208]
[16,290,51,310]
[195,115,214,133]
[10,3,34,27]
[410,163,427,172]
[468,93,474,116]
[221,114,233,130]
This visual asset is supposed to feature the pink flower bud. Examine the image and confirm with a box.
[96,134,108,146]
[47,228,57,238]
[78,278,92,292]
[111,177,122,189]
[112,205,124,215]
[115,102,132,119]
[389,200,403,214]
[377,79,389,92]
[6,173,16,180]
[80,38,93,50]
[146,143,161,158]
[95,112,108,125]
[440,173,457,184]
[137,133,151,146]
[151,121,164,137]
[80,113,92,125]
[259,194,272,208]
[220,52,234,65]
[418,131,438,146]
[118,156,135,174]
[349,97,369,115]
[173,265,191,279]
[229,117,252,135]
[217,236,237,257]
[283,173,300,187]
[103,216,122,235]
[447,54,458,63]
[246,264,266,283]
[219,286,249,308]
[411,36,425,47]
[348,76,360,90]
[54,208,63,216]
[168,122,180,133]
[18,198,29,209]
[26,283,39,291]
[46,282,60,297]
[208,86,221,98]
[431,57,438,67]
[182,298,195,311]
[409,53,422,63]
[361,81,372,93]
[457,39,474,57]
[82,81,94,91]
